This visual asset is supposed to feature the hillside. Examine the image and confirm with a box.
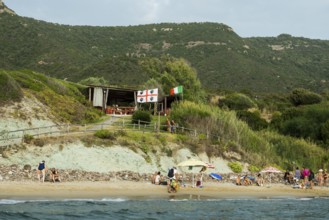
[1,68,328,176]
[1,8,329,93]
[2,3,329,186]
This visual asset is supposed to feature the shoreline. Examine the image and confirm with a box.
[1,181,329,201]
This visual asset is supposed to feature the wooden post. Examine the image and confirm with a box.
[157,112,160,133]
[89,87,92,102]
[164,96,167,116]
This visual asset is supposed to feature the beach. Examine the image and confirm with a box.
[1,181,328,200]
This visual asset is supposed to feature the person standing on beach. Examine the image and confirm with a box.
[323,169,328,186]
[317,169,323,186]
[198,166,207,187]
[295,167,301,181]
[37,160,47,182]
[166,118,171,132]
[167,167,178,193]
[170,120,176,133]
[309,169,315,189]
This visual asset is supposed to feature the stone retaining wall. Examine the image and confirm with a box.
[0,164,287,184]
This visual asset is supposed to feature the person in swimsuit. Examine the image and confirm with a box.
[50,168,61,183]
[37,160,47,182]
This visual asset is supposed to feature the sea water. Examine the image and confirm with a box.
[1,197,329,220]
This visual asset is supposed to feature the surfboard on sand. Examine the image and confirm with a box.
[210,173,222,180]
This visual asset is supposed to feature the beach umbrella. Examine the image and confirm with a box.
[206,163,215,169]
[260,166,282,186]
[177,158,208,167]
[177,158,208,187]
[209,173,222,180]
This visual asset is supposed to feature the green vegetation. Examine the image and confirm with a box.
[79,77,109,86]
[228,162,243,173]
[248,165,261,173]
[132,110,152,124]
[0,70,23,104]
[139,56,206,102]
[23,134,34,144]
[169,100,328,170]
[1,12,329,93]
[289,88,322,106]
[218,93,256,110]
[271,102,329,148]
[236,110,268,131]
[1,9,329,172]
[0,70,102,124]
[94,129,116,140]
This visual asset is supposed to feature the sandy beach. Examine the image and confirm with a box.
[1,181,328,200]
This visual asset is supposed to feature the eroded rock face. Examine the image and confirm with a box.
[223,151,241,161]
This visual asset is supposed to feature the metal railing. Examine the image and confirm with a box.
[0,116,220,146]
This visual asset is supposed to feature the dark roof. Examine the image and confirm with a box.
[87,85,137,92]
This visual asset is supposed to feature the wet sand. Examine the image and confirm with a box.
[1,181,328,200]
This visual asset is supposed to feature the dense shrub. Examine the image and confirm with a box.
[23,134,34,144]
[236,110,268,131]
[94,129,116,139]
[260,130,326,170]
[289,88,322,106]
[320,120,329,147]
[0,70,23,104]
[219,93,256,110]
[248,165,261,173]
[132,110,151,124]
[272,103,329,146]
[228,162,243,173]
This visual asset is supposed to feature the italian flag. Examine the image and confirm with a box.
[170,86,183,96]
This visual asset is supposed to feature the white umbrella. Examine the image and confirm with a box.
[260,166,282,186]
[177,158,208,187]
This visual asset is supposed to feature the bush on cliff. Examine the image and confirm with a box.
[132,110,151,124]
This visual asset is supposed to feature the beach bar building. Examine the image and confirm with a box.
[87,85,180,115]
[88,86,137,115]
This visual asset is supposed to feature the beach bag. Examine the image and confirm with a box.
[168,168,174,178]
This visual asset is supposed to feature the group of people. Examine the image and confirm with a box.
[166,118,176,133]
[37,160,61,183]
[288,167,328,189]
[151,167,179,193]
[236,173,264,186]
